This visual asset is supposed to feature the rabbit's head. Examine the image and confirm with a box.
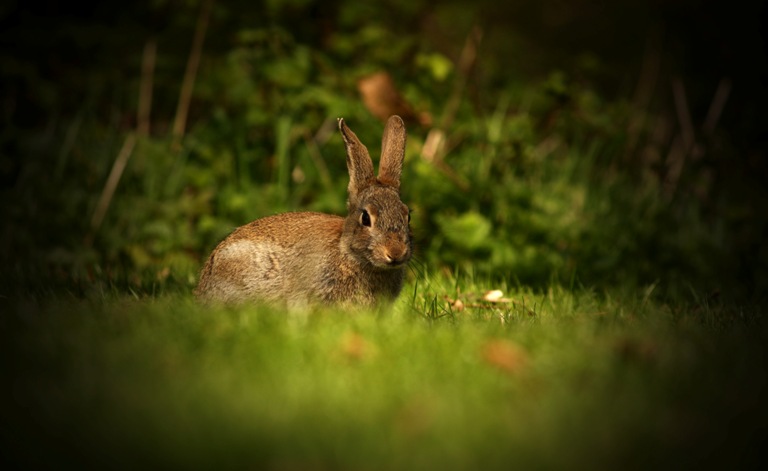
[338,115,412,269]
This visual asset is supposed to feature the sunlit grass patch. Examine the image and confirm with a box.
[2,276,765,470]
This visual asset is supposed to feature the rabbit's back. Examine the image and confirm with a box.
[195,212,344,305]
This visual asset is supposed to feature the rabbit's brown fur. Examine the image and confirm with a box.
[194,116,412,307]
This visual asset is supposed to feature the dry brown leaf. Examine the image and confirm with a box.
[450,298,465,312]
[357,72,432,126]
[481,339,528,375]
[337,331,377,363]
[156,266,170,281]
[443,295,465,312]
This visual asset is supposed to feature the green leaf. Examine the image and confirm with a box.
[436,211,492,251]
[416,52,453,82]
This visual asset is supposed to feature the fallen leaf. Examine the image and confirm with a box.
[450,298,465,312]
[483,290,504,302]
[156,266,170,281]
[337,331,377,363]
[481,339,528,375]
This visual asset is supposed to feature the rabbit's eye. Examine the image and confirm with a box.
[360,209,372,227]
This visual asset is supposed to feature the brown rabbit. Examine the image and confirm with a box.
[194,115,412,307]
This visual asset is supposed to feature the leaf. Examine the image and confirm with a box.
[483,290,504,302]
[336,331,377,363]
[416,52,453,82]
[435,211,492,251]
[481,340,528,375]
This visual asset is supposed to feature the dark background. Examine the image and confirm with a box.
[1,0,767,300]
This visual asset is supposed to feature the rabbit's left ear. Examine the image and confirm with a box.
[339,118,375,200]
[378,115,406,190]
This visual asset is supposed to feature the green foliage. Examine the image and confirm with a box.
[1,0,766,301]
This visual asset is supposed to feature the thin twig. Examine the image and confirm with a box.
[427,25,482,138]
[444,295,536,316]
[421,129,470,190]
[172,0,213,149]
[420,25,481,189]
[439,25,483,130]
[137,38,157,137]
[663,136,685,199]
[54,112,84,181]
[672,77,695,154]
[664,77,696,198]
[88,133,137,240]
[624,29,662,160]
[461,301,535,314]
[303,130,333,191]
[703,77,732,134]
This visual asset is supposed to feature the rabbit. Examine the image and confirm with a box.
[194,115,412,307]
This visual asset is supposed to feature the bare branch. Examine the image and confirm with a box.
[703,77,732,134]
[137,38,157,137]
[172,0,214,148]
[88,133,137,240]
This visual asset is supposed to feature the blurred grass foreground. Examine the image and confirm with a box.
[1,0,768,469]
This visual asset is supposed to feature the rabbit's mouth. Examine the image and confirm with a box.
[371,247,411,269]
[371,260,408,270]
[384,258,408,268]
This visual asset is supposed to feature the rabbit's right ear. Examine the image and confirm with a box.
[339,118,375,201]
[378,115,406,190]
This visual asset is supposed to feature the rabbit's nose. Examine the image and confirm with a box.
[384,244,410,265]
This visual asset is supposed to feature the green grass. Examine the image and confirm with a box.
[3,275,766,470]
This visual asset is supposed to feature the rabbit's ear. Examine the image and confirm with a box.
[378,115,406,190]
[339,118,375,199]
